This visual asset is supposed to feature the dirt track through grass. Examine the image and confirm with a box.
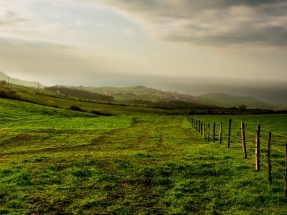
[1,104,287,214]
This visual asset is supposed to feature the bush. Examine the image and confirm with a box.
[68,105,84,112]
[0,90,21,100]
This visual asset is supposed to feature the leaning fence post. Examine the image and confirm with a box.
[255,125,261,171]
[228,119,232,148]
[267,131,272,184]
[241,122,247,158]
[219,122,222,144]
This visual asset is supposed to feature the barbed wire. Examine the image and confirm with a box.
[271,132,287,138]
[271,145,286,155]
[257,155,269,168]
[272,171,285,179]
[204,117,258,126]
[271,160,286,172]
[191,117,287,138]
[245,130,256,137]
[230,133,242,140]
[189,117,287,182]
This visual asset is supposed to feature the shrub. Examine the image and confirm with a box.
[68,105,84,112]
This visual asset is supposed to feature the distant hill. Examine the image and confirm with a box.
[197,93,274,109]
[82,86,197,103]
[0,71,278,110]
[46,86,114,102]
[0,71,44,88]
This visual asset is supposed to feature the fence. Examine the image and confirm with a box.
[187,116,287,197]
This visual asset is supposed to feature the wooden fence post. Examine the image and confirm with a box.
[198,120,200,133]
[241,122,247,159]
[201,121,203,136]
[207,123,210,142]
[204,123,206,139]
[202,122,204,138]
[213,123,216,143]
[267,131,272,184]
[219,122,222,144]
[204,123,206,140]
[255,125,261,171]
[228,119,232,148]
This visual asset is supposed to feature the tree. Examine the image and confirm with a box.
[0,80,7,87]
[238,104,247,114]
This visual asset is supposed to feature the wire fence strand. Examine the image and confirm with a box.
[189,117,287,187]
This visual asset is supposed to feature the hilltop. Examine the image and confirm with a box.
[0,71,44,88]
[74,86,276,110]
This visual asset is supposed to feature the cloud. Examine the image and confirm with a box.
[123,28,133,36]
[99,0,287,48]
[0,8,29,26]
[75,20,87,27]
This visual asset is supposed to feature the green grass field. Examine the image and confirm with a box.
[1,95,287,214]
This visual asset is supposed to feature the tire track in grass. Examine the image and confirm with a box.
[0,129,117,157]
[0,116,192,159]
[0,119,149,157]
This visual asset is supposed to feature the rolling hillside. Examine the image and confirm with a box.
[0,71,280,110]
[0,71,44,88]
[1,95,287,213]
[197,93,274,109]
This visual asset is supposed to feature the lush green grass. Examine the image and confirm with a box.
[192,115,287,198]
[1,98,287,214]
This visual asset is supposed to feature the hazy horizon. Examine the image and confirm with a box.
[2,70,287,106]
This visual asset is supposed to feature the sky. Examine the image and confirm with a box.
[1,0,287,93]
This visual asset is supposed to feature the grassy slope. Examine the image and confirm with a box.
[198,93,274,109]
[1,98,287,214]
[5,85,174,115]
[0,71,42,88]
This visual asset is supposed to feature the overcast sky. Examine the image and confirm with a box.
[1,0,287,88]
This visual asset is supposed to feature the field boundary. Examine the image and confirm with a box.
[188,116,287,197]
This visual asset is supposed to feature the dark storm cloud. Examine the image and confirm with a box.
[105,0,287,47]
